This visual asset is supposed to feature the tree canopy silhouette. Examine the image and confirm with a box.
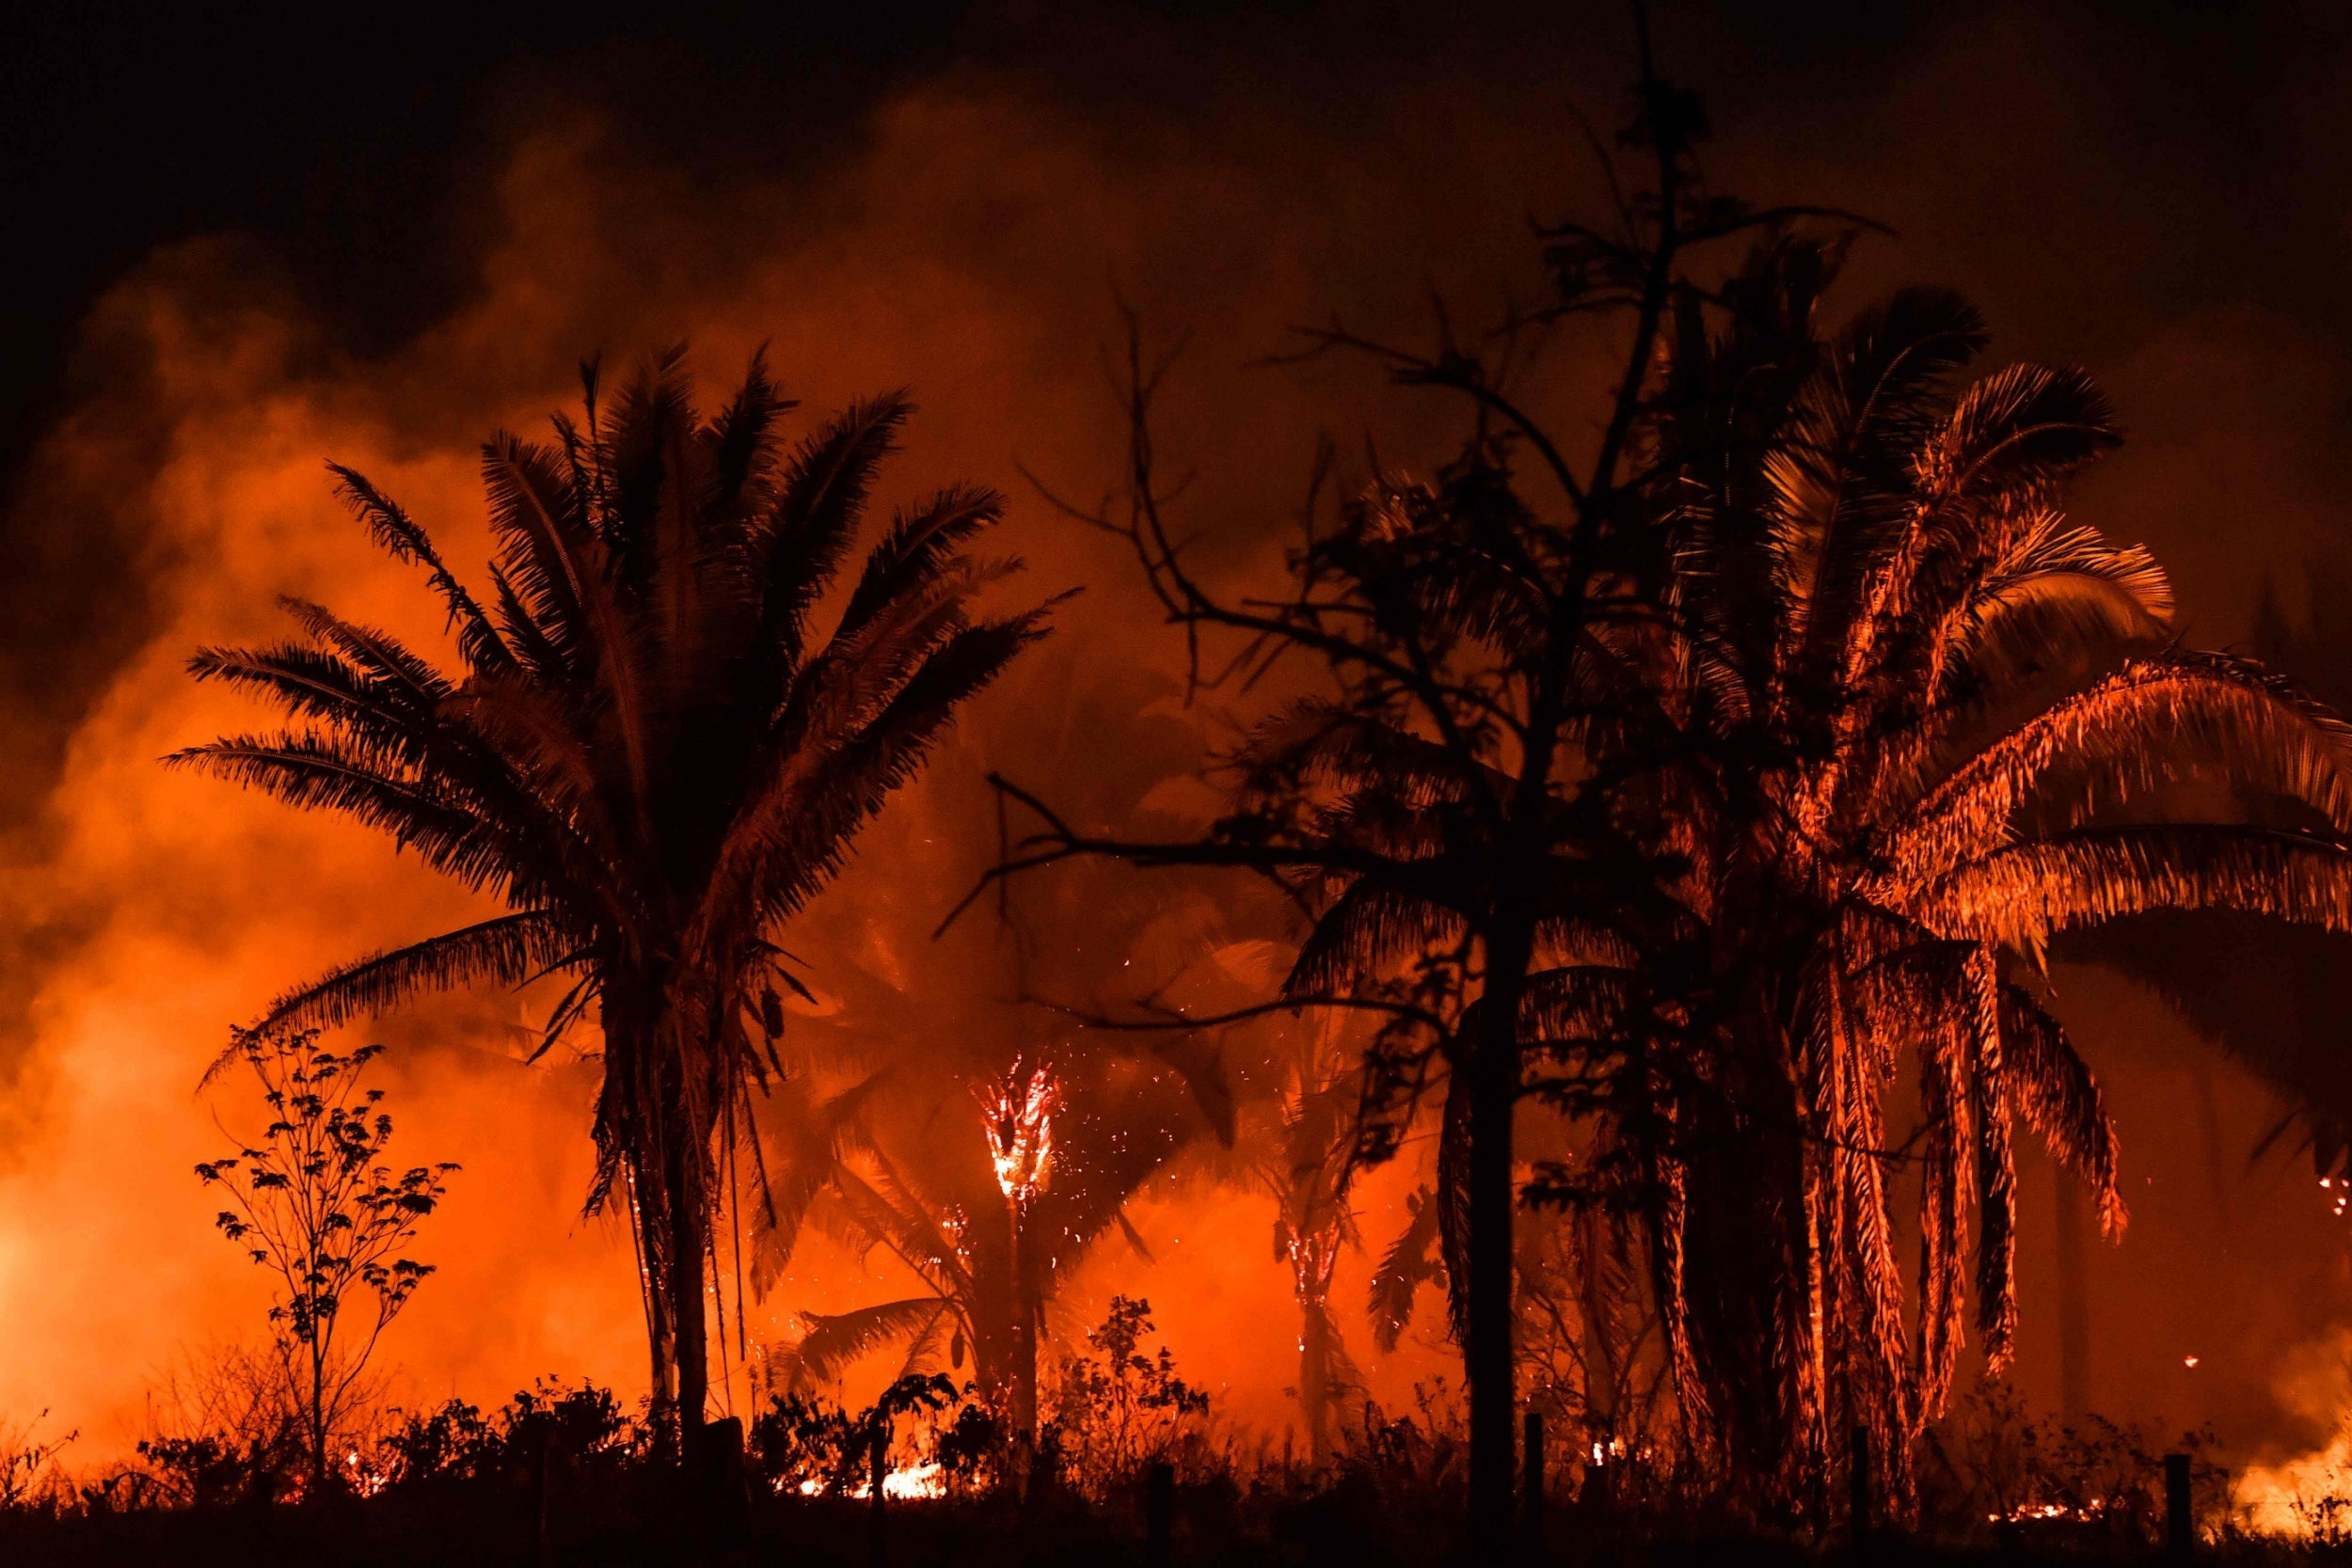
[964,42,1868,1556]
[969,70,2352,1550]
[197,1028,453,1496]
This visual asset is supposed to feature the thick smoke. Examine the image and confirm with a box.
[0,66,1571,1454]
[2,6,2351,1482]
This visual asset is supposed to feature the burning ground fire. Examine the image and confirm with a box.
[2231,1326,2352,1537]
[2212,1183,2352,1533]
[1988,1501,2110,1524]
[2238,1460,2350,1538]
[792,1463,946,1500]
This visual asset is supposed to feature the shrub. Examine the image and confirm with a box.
[375,1378,638,1495]
[1043,1296,1211,1494]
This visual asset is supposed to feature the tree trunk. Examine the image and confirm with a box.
[1575,1204,1620,1444]
[1678,1016,1818,1512]
[1466,921,1530,1565]
[668,1116,711,1439]
[1299,1296,1331,1462]
[1008,1200,1038,1444]
[310,1341,330,1497]
[643,1203,678,1458]
[971,1212,1017,1418]
[605,984,684,1456]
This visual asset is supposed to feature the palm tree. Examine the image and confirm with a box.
[173,350,1050,1447]
[1550,240,2352,1503]
[756,653,1256,1450]
[1256,1022,1363,1462]
[772,1047,1207,1449]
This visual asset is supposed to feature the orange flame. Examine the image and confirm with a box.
[1285,1225,1342,1309]
[793,1462,946,1500]
[977,1059,1059,1207]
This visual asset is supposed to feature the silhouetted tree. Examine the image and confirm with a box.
[1557,236,2352,1508]
[196,1027,453,1494]
[968,43,1859,1555]
[1041,1295,1209,1491]
[175,352,1050,1451]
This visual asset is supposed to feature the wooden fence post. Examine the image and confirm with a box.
[1523,1410,1545,1545]
[869,1424,888,1568]
[2166,1452,2193,1560]
[1145,1459,1174,1568]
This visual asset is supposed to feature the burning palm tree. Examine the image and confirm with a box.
[174,351,1049,1448]
[763,655,1251,1445]
[1546,240,2352,1503]
[978,1056,1059,1442]
[776,1049,1202,1450]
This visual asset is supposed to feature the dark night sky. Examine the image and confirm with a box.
[7,0,2350,681]
[5,0,2344,463]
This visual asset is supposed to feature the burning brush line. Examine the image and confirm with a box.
[790,1462,946,1500]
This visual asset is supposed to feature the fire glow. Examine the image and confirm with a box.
[4,12,2352,1560]
[1988,1501,2109,1524]
[792,1463,946,1501]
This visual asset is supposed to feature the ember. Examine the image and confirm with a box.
[1988,1501,2109,1524]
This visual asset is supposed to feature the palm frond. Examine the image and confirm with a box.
[746,1071,889,1291]
[1287,882,1468,1000]
[749,393,912,683]
[264,908,575,1025]
[838,484,1007,638]
[1368,1185,1445,1354]
[787,1296,953,1388]
[328,463,513,672]
[1915,824,2352,953]
[1891,654,2352,879]
[2000,981,2124,1233]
